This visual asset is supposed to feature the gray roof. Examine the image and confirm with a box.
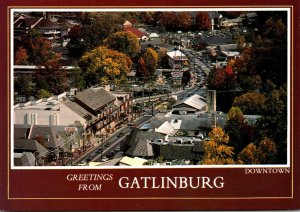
[125,129,164,157]
[75,88,116,111]
[28,125,60,149]
[14,125,30,139]
[63,99,92,118]
[14,152,35,166]
[150,115,226,131]
[14,138,49,156]
[173,94,207,111]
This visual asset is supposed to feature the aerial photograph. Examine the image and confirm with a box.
[12,10,288,167]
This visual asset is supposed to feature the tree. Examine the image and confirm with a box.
[202,127,235,165]
[175,12,192,30]
[196,12,211,30]
[67,14,121,58]
[15,46,29,65]
[36,89,52,99]
[69,67,86,90]
[140,48,158,77]
[224,107,247,155]
[233,92,266,115]
[104,31,141,58]
[18,30,53,65]
[207,67,236,90]
[79,46,132,87]
[256,86,287,164]
[255,138,277,164]
[157,48,169,68]
[14,75,34,99]
[237,143,258,164]
[159,12,177,30]
[35,54,68,95]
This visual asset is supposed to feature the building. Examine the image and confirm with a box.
[123,20,148,41]
[173,94,208,112]
[167,50,189,69]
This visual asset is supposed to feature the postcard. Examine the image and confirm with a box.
[0,0,299,210]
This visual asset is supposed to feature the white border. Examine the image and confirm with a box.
[10,7,291,170]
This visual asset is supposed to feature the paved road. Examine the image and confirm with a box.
[73,115,152,165]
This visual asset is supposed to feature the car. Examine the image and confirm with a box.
[104,143,110,147]
[85,155,93,162]
[101,157,109,162]
[106,152,115,158]
[95,148,102,154]
[117,133,125,138]
[127,122,136,128]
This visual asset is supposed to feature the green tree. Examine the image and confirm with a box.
[36,89,52,99]
[67,13,121,58]
[70,67,86,90]
[104,31,141,58]
[202,127,235,165]
[14,75,34,99]
[79,46,132,87]
[233,92,266,115]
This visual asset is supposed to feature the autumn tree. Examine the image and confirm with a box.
[237,143,258,164]
[35,54,68,95]
[157,47,169,68]
[196,12,211,30]
[159,12,177,30]
[207,67,236,90]
[137,48,158,79]
[17,30,53,65]
[15,47,29,65]
[202,127,235,165]
[233,92,266,115]
[104,31,141,58]
[255,138,277,164]
[224,107,248,155]
[256,86,287,164]
[79,46,132,87]
[69,67,86,90]
[175,12,192,30]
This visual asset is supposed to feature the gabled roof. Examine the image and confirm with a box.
[14,152,35,166]
[123,20,132,27]
[173,94,207,111]
[14,139,48,155]
[125,129,164,157]
[19,17,42,28]
[75,88,116,111]
[123,26,148,39]
[167,50,187,60]
[34,18,59,28]
[14,125,30,139]
[155,121,177,135]
[63,99,94,119]
[28,125,60,149]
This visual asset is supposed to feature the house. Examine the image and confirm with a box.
[123,20,148,41]
[14,152,36,166]
[64,87,133,136]
[173,94,208,112]
[167,50,189,69]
